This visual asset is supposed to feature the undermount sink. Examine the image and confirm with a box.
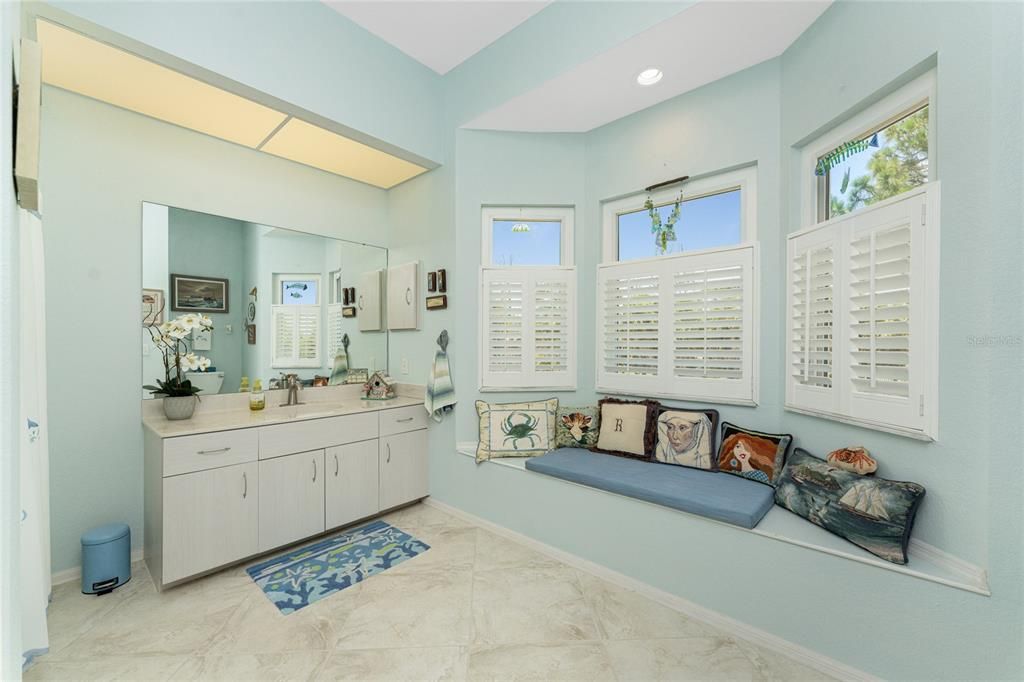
[267,403,343,420]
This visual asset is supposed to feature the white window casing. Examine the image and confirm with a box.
[479,266,577,391]
[601,165,757,263]
[786,183,940,440]
[597,243,758,405]
[271,305,322,369]
[481,206,575,266]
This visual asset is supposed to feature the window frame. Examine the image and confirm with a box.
[785,183,940,440]
[801,70,936,227]
[595,242,759,406]
[481,206,575,267]
[601,165,757,264]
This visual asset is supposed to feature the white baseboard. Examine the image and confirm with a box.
[423,497,878,682]
[51,549,145,587]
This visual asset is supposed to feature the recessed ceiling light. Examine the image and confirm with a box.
[636,68,663,86]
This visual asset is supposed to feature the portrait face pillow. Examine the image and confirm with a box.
[475,399,558,463]
[654,409,719,470]
[717,422,792,486]
[592,398,659,459]
[555,405,600,448]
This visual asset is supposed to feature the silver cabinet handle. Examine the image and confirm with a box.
[197,447,231,455]
[242,472,248,499]
[313,458,318,482]
[386,443,391,463]
[334,453,339,477]
[405,287,412,305]
[397,417,414,423]
[358,295,364,310]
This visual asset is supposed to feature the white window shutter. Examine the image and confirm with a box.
[271,304,321,368]
[480,267,576,390]
[326,303,344,360]
[787,229,839,412]
[597,245,756,404]
[786,184,937,439]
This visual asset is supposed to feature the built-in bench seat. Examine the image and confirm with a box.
[524,448,774,529]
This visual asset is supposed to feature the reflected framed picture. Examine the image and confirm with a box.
[427,271,437,292]
[170,274,229,313]
[342,306,356,318]
[437,268,447,293]
[142,288,164,326]
[246,324,256,345]
[426,294,447,310]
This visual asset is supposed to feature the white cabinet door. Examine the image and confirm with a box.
[386,261,419,330]
[379,430,428,511]
[162,462,258,584]
[358,269,384,332]
[258,449,325,552]
[325,439,380,530]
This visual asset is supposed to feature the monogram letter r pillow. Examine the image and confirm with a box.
[592,398,659,459]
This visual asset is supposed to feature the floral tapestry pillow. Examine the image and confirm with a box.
[555,406,600,449]
[592,398,659,460]
[475,399,558,463]
[654,408,719,471]
[717,422,793,486]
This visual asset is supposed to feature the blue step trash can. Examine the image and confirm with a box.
[81,523,131,595]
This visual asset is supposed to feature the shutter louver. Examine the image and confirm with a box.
[271,304,321,368]
[849,224,911,398]
[327,303,344,359]
[602,273,660,377]
[272,307,295,364]
[791,245,834,389]
[480,267,576,390]
[673,265,744,380]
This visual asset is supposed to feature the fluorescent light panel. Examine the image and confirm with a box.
[36,20,428,189]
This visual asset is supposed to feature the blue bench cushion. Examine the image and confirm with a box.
[525,448,775,529]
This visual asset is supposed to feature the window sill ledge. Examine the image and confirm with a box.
[455,443,989,597]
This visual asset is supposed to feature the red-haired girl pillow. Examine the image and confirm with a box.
[717,422,793,486]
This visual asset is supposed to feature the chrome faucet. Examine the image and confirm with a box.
[279,373,304,407]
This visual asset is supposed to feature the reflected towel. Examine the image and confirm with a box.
[424,349,456,423]
[328,351,349,385]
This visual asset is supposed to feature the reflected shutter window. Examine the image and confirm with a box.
[271,304,321,368]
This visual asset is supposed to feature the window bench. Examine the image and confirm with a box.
[455,444,990,596]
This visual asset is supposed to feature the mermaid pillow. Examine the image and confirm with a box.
[716,422,792,486]
[654,409,719,471]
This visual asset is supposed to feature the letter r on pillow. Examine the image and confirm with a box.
[615,418,623,432]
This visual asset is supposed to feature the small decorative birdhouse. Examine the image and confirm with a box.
[363,370,396,400]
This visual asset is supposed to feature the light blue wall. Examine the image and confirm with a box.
[166,208,246,394]
[44,1,444,163]
[41,86,390,573]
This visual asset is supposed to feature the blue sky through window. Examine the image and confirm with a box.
[491,220,562,265]
[617,189,741,261]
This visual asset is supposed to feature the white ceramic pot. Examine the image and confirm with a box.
[163,395,197,421]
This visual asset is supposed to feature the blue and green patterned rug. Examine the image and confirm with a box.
[246,519,429,614]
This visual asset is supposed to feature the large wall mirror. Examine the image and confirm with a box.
[141,202,387,399]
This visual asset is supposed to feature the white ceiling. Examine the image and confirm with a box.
[323,1,550,75]
[463,0,831,132]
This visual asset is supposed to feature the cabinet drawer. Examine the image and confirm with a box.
[259,412,378,460]
[379,405,428,436]
[163,429,259,477]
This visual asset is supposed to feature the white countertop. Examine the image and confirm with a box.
[143,394,424,439]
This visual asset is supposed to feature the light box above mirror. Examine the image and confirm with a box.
[141,202,388,399]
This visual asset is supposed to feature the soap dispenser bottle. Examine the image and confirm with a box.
[249,379,265,411]
[239,376,250,393]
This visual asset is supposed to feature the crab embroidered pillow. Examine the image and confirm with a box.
[592,398,659,460]
[475,399,558,463]
[555,406,600,449]
[716,422,792,486]
[654,408,719,470]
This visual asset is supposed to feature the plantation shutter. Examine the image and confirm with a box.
[326,303,344,360]
[480,267,576,390]
[786,184,936,438]
[787,230,839,412]
[271,304,322,368]
[597,245,756,404]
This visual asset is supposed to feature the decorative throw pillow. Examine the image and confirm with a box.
[774,448,926,564]
[592,398,659,459]
[654,408,719,470]
[717,422,792,486]
[555,405,600,449]
[475,399,558,463]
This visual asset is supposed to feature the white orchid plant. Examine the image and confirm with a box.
[143,308,214,398]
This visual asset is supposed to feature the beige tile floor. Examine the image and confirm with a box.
[27,502,834,681]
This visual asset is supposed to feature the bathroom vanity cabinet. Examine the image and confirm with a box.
[144,402,428,588]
